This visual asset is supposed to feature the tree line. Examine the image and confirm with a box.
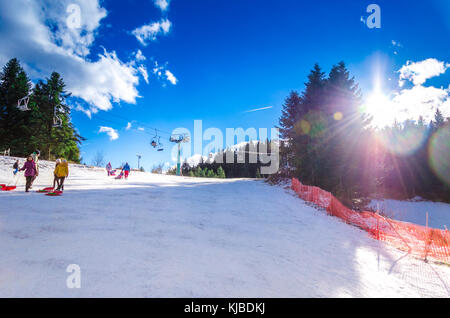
[0,58,83,162]
[275,62,449,207]
[172,140,276,178]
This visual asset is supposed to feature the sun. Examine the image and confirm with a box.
[364,90,393,128]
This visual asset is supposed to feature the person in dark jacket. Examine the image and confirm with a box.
[123,162,131,179]
[20,155,37,192]
[13,160,19,175]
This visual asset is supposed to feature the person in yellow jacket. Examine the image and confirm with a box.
[54,159,69,191]
[52,159,61,189]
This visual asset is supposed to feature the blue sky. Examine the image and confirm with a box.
[0,0,449,169]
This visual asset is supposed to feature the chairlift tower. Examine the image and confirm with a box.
[136,154,142,170]
[170,134,189,176]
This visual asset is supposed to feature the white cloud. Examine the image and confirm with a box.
[70,50,140,111]
[126,122,132,130]
[154,0,170,11]
[165,70,177,85]
[75,103,92,118]
[41,0,107,57]
[137,127,145,131]
[138,65,149,84]
[134,49,146,62]
[99,126,119,140]
[391,40,402,48]
[367,85,450,128]
[132,19,172,46]
[390,85,449,124]
[0,0,142,114]
[398,58,449,87]
[367,58,450,128]
[153,61,164,76]
[243,106,273,113]
[152,61,177,85]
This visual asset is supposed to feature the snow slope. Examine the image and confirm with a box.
[369,199,450,230]
[0,156,449,297]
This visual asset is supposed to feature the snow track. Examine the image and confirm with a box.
[0,156,449,297]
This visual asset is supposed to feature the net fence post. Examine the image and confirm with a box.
[425,212,429,262]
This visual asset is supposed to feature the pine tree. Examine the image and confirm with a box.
[325,62,373,202]
[294,64,326,185]
[278,91,302,168]
[0,59,84,161]
[0,58,32,155]
[433,108,445,129]
[35,73,83,161]
[217,166,226,178]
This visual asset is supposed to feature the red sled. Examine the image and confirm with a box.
[37,187,54,193]
[1,185,16,191]
[46,190,63,196]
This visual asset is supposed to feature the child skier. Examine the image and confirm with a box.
[54,159,69,191]
[13,160,19,175]
[123,162,131,179]
[19,155,37,192]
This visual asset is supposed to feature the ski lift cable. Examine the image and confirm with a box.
[92,114,170,152]
[96,113,180,138]
[93,111,182,137]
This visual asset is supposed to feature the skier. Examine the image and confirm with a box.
[54,159,69,191]
[13,160,19,175]
[123,162,131,179]
[106,162,112,176]
[19,155,37,192]
[53,159,61,189]
[30,149,40,188]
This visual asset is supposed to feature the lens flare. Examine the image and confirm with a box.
[378,126,428,155]
[428,126,450,186]
[300,119,311,134]
[333,112,343,121]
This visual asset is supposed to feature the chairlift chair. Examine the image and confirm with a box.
[151,129,158,148]
[17,96,30,111]
[157,137,164,151]
[52,105,63,128]
[53,115,62,128]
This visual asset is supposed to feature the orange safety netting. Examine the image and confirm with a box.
[291,178,450,264]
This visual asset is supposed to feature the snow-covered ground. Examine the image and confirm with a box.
[369,199,450,230]
[0,156,449,297]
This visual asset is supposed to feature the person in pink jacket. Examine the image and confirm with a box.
[20,155,37,192]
